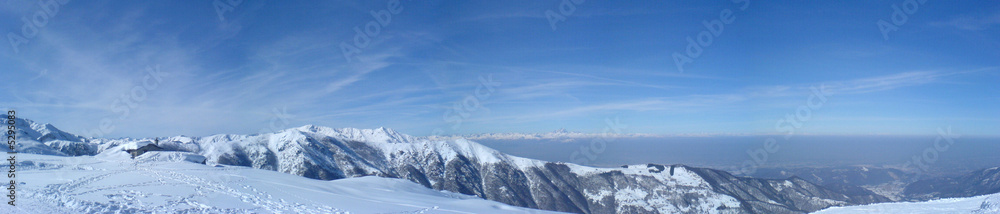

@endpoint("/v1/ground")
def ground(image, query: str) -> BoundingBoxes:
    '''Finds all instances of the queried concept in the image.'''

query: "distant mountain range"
[426,128,662,141]
[904,167,1000,201]
[3,117,997,213]
[745,164,1000,204]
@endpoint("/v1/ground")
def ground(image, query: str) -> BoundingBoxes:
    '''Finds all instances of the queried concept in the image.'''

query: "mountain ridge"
[3,117,890,213]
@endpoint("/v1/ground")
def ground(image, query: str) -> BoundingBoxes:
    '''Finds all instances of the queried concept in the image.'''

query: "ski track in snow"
[3,153,553,214]
[15,158,341,213]
[137,165,331,213]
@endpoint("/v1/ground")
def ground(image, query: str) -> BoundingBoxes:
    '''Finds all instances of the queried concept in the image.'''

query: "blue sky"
[1,0,998,138]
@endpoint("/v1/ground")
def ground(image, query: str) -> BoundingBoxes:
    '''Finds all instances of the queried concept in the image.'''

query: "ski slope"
[0,153,562,213]
[813,192,1000,214]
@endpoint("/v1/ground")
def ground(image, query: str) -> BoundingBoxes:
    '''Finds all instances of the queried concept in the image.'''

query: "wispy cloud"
[821,69,993,95]
[521,68,682,91]
[823,71,940,94]
[930,10,1000,31]
[552,93,747,115]
[462,3,657,21]
[496,81,612,102]
[485,70,978,123]
[323,53,394,94]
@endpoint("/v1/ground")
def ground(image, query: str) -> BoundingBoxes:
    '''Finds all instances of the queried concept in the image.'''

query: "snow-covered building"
[123,139,163,158]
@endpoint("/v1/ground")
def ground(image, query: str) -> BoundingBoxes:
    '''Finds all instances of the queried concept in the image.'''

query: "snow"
[72,123,737,213]
[119,140,155,150]
[446,139,504,164]
[566,162,615,176]
[615,187,651,211]
[813,192,1000,214]
[506,155,546,171]
[568,164,707,187]
[135,151,207,164]
[863,180,908,201]
[0,153,564,214]
[583,189,613,204]
[296,125,417,144]
[565,163,740,212]
[15,119,984,213]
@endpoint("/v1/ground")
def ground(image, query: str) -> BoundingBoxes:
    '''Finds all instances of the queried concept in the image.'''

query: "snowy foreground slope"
[813,192,1000,214]
[0,153,562,213]
[4,118,891,213]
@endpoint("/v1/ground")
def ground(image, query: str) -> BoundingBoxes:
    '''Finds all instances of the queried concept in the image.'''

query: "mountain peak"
[295,124,320,132]
[288,124,413,144]
[375,126,398,135]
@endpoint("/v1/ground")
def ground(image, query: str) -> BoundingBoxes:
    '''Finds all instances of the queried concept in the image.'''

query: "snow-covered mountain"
[751,166,912,201]
[2,118,94,156]
[752,167,913,187]
[903,167,1000,200]
[5,118,892,213]
[0,153,560,213]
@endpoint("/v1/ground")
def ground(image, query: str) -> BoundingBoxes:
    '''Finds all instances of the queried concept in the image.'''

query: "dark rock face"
[904,167,1000,200]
